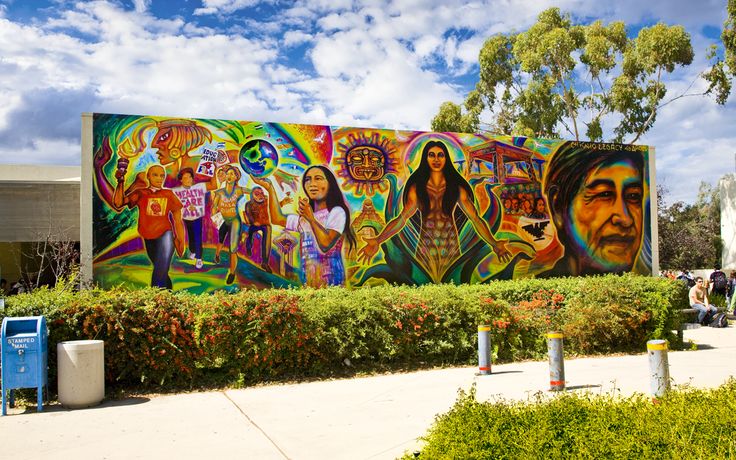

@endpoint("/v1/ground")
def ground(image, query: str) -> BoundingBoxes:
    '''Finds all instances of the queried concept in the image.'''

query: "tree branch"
[629,66,663,144]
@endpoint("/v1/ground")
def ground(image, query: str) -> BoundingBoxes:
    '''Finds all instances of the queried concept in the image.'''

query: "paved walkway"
[1,325,735,460]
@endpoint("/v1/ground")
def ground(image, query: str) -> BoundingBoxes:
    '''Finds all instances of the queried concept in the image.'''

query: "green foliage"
[657,182,722,270]
[432,7,729,144]
[703,0,736,103]
[405,379,736,459]
[1,274,687,392]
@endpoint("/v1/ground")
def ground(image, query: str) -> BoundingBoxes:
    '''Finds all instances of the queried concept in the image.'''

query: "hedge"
[405,379,736,459]
[1,273,689,392]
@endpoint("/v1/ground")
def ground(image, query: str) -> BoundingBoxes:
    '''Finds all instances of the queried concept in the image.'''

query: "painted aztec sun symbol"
[334,131,400,196]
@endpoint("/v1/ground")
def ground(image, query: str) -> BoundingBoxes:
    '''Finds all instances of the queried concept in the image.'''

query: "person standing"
[357,140,510,282]
[113,164,186,289]
[172,168,218,269]
[253,166,356,287]
[709,264,728,297]
[727,271,736,313]
[211,165,248,284]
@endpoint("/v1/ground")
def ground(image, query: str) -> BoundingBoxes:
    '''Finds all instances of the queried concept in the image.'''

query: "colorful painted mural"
[92,113,652,292]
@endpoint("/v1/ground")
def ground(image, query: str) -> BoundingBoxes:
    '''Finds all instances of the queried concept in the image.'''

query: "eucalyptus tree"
[432,7,731,143]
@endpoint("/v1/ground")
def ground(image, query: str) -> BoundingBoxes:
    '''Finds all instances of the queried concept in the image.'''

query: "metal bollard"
[546,332,565,391]
[477,325,491,375]
[647,339,670,398]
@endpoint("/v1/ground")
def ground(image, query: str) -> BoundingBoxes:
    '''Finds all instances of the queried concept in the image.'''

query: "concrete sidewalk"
[1,325,735,460]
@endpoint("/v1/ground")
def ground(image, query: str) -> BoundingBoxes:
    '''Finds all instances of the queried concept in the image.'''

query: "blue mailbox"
[1,316,48,415]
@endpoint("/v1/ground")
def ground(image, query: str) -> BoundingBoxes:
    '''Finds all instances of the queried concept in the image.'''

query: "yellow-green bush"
[406,379,736,459]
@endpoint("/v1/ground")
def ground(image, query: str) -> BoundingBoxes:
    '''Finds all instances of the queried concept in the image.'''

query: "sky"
[0,0,732,204]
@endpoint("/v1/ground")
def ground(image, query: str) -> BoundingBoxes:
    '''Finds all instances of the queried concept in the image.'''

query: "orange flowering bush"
[2,273,686,391]
[44,289,202,387]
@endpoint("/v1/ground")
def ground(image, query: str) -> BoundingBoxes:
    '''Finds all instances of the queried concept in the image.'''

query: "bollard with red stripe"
[477,325,491,375]
[546,332,565,391]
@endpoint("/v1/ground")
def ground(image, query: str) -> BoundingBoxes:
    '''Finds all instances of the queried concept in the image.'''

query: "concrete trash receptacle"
[57,340,104,408]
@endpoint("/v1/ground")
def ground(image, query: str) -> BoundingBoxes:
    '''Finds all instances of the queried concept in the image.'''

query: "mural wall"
[92,113,652,292]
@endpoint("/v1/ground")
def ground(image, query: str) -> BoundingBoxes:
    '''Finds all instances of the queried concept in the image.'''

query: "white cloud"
[193,0,260,16]
[0,138,80,166]
[412,35,442,59]
[132,0,151,13]
[282,30,312,47]
[0,0,734,205]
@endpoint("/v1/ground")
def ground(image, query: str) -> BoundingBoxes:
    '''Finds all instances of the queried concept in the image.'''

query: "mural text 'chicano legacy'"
[92,113,652,292]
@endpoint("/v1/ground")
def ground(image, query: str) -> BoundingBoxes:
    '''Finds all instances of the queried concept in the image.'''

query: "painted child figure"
[243,187,275,273]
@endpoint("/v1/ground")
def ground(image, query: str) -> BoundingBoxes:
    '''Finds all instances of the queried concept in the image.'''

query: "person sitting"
[689,276,718,325]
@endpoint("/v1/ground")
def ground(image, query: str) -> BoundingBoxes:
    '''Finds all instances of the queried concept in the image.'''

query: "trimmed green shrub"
[1,273,689,391]
[405,379,736,459]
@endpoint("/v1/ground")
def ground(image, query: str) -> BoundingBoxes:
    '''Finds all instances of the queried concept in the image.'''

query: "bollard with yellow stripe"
[546,331,565,391]
[477,325,491,375]
[647,341,668,351]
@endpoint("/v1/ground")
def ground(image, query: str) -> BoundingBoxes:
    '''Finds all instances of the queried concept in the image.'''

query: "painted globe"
[239,139,279,178]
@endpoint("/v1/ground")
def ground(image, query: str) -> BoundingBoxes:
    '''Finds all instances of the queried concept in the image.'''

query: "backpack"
[677,275,696,288]
[709,312,729,328]
[712,271,727,291]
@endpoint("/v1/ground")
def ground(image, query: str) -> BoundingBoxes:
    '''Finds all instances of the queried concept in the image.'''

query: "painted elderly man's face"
[565,159,643,272]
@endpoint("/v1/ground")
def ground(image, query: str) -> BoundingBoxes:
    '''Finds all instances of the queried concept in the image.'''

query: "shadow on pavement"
[476,370,523,376]
[565,384,602,391]
[13,396,151,415]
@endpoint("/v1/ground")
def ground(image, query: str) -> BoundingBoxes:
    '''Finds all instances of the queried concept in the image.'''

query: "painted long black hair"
[302,165,357,250]
[403,140,474,216]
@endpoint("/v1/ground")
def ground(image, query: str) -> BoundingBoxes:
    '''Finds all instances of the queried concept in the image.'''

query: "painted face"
[147,166,166,188]
[216,168,226,183]
[181,172,194,187]
[303,168,329,202]
[225,168,238,184]
[503,199,511,210]
[151,127,176,165]
[427,146,446,172]
[522,200,532,214]
[564,159,643,272]
[253,187,266,203]
[347,146,385,181]
[536,198,546,214]
[511,199,519,211]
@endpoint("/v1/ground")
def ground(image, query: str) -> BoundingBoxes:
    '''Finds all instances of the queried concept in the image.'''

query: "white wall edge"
[80,113,93,287]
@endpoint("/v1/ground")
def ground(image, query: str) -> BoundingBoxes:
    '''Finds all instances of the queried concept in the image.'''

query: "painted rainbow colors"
[92,113,652,293]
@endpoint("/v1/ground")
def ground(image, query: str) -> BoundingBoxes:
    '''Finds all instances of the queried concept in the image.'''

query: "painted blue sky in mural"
[0,0,732,203]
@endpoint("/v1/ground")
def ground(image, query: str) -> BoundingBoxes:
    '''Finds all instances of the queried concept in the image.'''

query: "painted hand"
[492,239,512,263]
[174,236,185,258]
[93,136,113,170]
[115,158,129,182]
[297,197,314,222]
[357,236,379,264]
[251,176,269,188]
